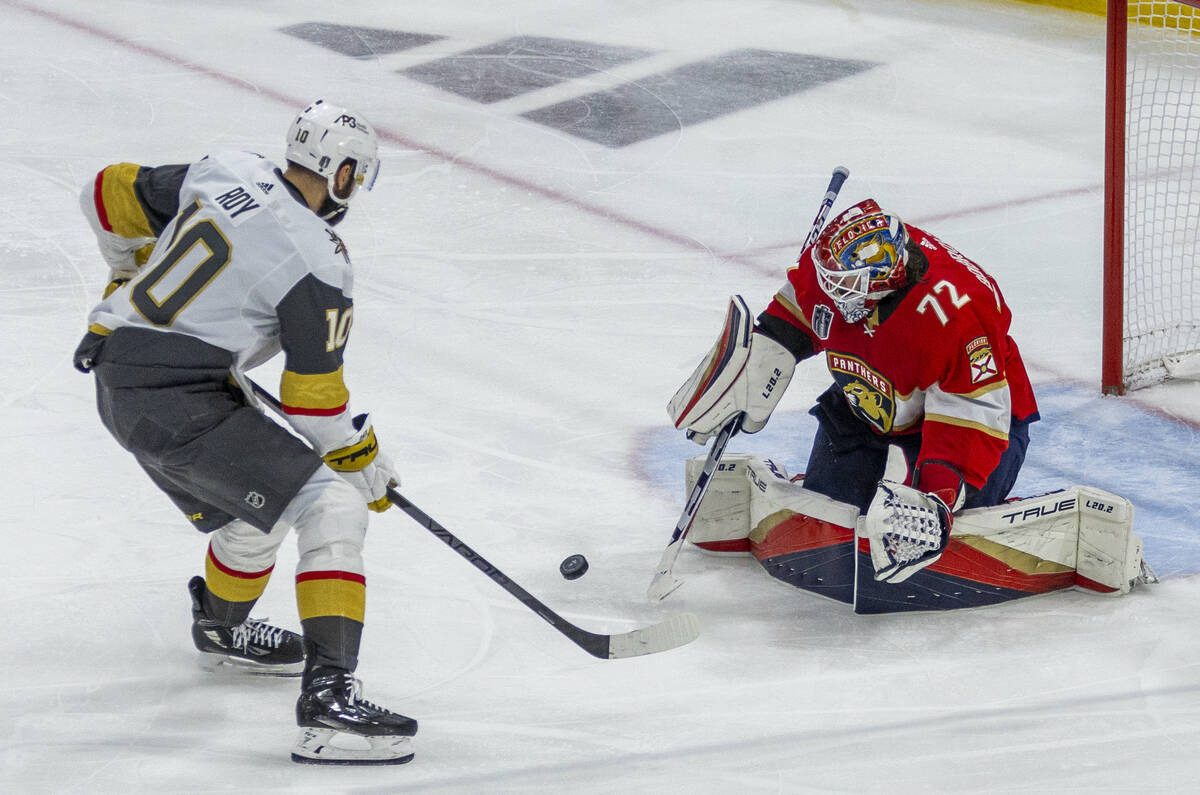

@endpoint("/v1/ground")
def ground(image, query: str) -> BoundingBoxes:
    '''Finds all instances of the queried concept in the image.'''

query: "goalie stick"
[648,166,851,603]
[247,380,699,660]
[647,413,742,601]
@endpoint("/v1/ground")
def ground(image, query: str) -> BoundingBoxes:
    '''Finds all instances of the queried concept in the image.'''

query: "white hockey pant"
[208,467,368,585]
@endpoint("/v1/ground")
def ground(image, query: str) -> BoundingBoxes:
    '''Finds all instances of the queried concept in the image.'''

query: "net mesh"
[1124,2,1200,389]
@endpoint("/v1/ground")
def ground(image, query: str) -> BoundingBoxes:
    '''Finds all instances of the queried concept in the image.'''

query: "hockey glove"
[668,296,795,444]
[72,329,107,374]
[79,179,156,277]
[323,414,399,512]
[863,480,952,584]
[102,277,130,298]
[913,459,967,514]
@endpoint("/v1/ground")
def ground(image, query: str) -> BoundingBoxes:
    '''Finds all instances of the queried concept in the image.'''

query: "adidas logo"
[256,181,275,194]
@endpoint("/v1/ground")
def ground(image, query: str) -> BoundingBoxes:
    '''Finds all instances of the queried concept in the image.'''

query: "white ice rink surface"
[4,0,1200,791]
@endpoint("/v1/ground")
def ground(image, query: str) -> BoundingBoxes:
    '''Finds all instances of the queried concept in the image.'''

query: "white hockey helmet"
[285,99,380,212]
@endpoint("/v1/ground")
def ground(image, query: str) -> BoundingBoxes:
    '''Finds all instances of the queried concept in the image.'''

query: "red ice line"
[6,0,1082,269]
[16,0,1197,429]
[7,1,720,260]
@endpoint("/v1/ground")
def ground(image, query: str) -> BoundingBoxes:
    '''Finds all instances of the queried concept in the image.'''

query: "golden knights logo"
[327,229,350,264]
[827,353,895,433]
[966,335,998,384]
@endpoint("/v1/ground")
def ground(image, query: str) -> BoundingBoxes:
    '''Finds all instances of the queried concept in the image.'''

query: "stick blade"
[606,612,701,659]
[646,569,683,602]
[646,538,685,602]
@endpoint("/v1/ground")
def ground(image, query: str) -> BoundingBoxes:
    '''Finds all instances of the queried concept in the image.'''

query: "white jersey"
[84,150,361,453]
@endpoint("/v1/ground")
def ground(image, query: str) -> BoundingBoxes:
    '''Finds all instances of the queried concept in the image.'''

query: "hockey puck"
[559,554,589,580]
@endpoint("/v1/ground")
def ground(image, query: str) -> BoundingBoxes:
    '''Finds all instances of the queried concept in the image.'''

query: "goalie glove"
[863,480,952,584]
[668,295,796,444]
[322,414,399,512]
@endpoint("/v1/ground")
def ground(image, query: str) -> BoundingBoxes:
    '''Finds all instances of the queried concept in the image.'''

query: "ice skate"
[291,669,417,765]
[188,576,305,676]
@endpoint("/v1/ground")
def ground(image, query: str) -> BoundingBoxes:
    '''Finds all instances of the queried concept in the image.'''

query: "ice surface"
[3,0,1199,791]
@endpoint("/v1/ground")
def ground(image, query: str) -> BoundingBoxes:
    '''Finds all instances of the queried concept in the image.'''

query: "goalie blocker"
[683,453,1154,614]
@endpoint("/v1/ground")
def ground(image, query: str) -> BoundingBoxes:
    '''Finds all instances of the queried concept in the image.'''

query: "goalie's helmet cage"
[813,199,909,323]
[285,99,380,207]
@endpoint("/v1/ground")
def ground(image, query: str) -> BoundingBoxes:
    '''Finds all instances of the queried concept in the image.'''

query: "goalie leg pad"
[952,486,1148,595]
[683,454,754,554]
[853,486,1153,613]
[744,458,860,603]
[1074,487,1147,595]
[682,451,861,600]
[854,488,1081,614]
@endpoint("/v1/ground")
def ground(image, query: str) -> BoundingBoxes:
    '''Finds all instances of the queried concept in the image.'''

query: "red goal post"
[1103,1,1200,394]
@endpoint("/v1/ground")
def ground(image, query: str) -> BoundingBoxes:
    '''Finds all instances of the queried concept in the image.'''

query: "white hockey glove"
[863,480,952,584]
[322,414,399,512]
[668,296,796,444]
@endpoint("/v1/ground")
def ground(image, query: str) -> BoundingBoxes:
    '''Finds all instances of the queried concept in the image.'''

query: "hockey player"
[673,198,1039,518]
[73,100,416,765]
[668,198,1046,592]
[669,196,1153,611]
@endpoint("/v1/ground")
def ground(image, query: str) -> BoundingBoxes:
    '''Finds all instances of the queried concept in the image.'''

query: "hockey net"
[1103,1,1200,393]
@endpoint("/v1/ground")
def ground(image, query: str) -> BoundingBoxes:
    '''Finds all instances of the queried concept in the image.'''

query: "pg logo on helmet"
[285,99,381,208]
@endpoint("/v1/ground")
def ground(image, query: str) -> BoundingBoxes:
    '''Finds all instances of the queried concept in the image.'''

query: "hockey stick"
[803,166,851,251]
[646,413,742,601]
[247,380,700,660]
[647,166,851,603]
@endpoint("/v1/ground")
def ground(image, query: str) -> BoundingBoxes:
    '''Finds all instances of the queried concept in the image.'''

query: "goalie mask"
[285,99,380,225]
[813,199,909,323]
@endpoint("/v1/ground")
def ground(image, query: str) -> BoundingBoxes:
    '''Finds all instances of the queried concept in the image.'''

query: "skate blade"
[291,727,414,765]
[197,652,304,677]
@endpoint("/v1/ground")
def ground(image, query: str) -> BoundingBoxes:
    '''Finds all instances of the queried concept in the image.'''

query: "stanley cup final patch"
[812,304,834,340]
[966,335,998,383]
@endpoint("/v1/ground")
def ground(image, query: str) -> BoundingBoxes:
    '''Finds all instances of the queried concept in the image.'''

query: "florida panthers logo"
[827,353,895,433]
[843,382,891,430]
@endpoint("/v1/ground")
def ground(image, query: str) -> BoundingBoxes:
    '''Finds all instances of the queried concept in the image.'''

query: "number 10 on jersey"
[325,308,353,351]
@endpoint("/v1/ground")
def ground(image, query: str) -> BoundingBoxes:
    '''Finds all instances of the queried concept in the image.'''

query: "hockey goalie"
[667,198,1155,613]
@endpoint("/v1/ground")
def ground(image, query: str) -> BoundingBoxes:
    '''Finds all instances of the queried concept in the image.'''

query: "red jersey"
[763,224,1038,490]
